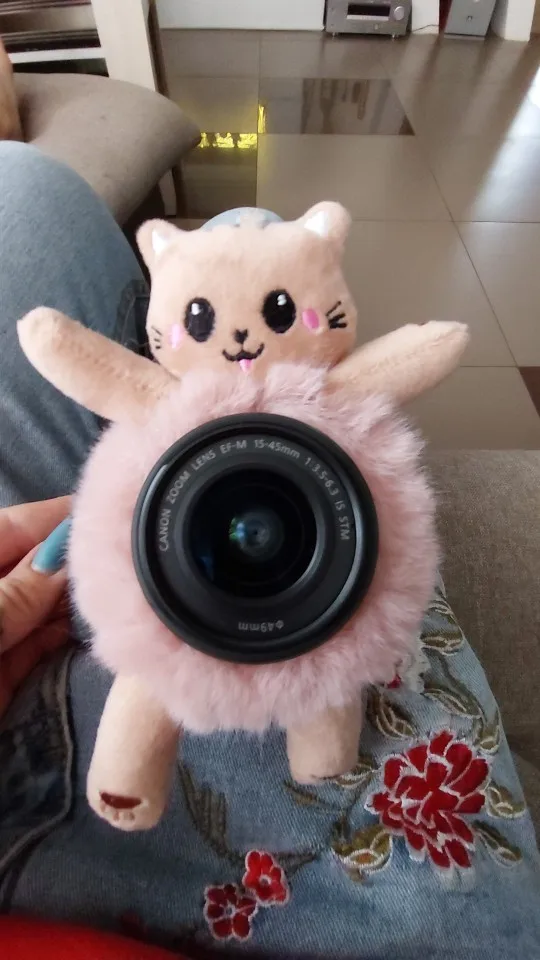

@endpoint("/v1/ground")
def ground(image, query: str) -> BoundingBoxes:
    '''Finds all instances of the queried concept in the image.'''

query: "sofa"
[429,451,539,835]
[14,71,200,224]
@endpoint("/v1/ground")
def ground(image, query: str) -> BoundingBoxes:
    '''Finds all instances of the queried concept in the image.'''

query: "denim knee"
[0,141,110,236]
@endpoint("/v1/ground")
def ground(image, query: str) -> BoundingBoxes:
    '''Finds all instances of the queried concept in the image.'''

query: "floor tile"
[260,34,385,79]
[380,35,540,85]
[395,75,540,143]
[343,222,512,366]
[424,136,540,222]
[258,78,413,135]
[458,223,540,365]
[168,77,259,133]
[407,367,540,449]
[520,367,540,416]
[257,135,450,221]
[161,28,260,78]
[178,134,257,220]
[258,30,327,42]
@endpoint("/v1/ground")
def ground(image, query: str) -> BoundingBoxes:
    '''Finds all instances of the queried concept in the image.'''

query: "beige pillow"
[0,40,22,141]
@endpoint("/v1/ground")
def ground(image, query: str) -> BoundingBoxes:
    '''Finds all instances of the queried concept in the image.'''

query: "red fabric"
[0,917,186,959]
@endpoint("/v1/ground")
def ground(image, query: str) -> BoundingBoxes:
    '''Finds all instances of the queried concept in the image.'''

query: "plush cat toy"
[18,202,468,832]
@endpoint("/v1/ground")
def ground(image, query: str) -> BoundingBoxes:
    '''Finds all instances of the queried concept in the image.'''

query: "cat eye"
[262,289,296,334]
[184,298,215,343]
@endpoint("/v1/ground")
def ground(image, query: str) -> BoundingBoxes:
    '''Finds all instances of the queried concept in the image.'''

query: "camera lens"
[133,414,378,664]
[228,508,283,560]
[190,469,316,598]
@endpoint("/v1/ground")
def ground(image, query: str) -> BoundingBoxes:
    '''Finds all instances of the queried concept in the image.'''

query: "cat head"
[17,198,469,427]
[137,202,356,379]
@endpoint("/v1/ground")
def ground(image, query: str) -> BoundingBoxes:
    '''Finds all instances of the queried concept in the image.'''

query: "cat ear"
[327,321,469,405]
[136,219,185,271]
[297,202,351,250]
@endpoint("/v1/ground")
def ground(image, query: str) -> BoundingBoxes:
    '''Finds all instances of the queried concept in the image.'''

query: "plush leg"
[87,675,179,831]
[287,699,363,784]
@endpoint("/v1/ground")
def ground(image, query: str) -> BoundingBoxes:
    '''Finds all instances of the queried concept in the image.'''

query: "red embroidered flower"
[366,730,489,870]
[243,850,290,906]
[203,884,258,941]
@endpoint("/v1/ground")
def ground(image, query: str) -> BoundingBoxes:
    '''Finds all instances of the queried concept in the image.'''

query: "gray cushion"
[428,450,540,829]
[15,72,200,223]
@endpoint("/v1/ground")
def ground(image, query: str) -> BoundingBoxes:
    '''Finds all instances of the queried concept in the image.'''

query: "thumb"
[0,549,67,654]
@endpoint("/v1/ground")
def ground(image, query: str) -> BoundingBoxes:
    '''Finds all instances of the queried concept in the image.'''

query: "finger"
[0,618,70,717]
[0,549,67,654]
[47,589,72,623]
[0,496,71,569]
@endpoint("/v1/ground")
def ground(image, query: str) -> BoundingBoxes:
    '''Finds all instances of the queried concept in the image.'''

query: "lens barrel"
[132,414,378,664]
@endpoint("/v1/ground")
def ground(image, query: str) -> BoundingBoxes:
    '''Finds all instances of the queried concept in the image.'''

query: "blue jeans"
[0,143,539,959]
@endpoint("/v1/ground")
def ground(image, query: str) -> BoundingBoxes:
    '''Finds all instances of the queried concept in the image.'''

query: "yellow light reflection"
[257,103,266,134]
[215,132,235,149]
[197,132,259,151]
[237,133,258,150]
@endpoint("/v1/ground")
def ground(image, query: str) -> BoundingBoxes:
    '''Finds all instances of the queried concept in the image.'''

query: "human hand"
[0,497,71,716]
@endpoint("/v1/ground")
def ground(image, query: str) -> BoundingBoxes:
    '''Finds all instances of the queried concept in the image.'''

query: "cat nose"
[234,329,249,345]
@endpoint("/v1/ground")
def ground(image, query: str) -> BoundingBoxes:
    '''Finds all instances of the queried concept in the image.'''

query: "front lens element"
[189,468,317,598]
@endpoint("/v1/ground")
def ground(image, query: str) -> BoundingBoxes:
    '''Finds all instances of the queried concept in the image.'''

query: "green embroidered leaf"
[423,680,483,718]
[421,624,465,655]
[474,821,523,866]
[333,824,392,875]
[283,781,333,809]
[179,763,241,864]
[473,710,501,755]
[428,589,460,621]
[330,754,378,790]
[367,688,417,740]
[423,657,483,719]
[486,781,526,820]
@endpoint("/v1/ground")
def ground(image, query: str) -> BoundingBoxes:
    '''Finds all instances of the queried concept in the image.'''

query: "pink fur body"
[70,364,438,733]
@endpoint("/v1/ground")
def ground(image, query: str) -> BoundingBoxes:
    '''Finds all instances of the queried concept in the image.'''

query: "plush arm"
[18,307,175,423]
[327,321,469,405]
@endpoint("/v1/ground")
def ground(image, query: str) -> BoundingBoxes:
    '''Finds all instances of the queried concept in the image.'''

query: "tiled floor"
[161,28,540,449]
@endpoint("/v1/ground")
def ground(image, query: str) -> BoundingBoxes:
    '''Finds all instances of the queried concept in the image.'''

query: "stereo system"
[325,0,412,37]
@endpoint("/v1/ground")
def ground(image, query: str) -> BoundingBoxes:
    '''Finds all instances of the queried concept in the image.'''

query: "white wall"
[157,0,533,39]
[411,0,439,34]
[533,0,540,34]
[157,0,325,30]
[492,0,535,40]
[92,0,157,89]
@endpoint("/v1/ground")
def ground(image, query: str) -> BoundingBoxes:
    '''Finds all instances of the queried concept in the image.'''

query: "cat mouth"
[222,344,265,373]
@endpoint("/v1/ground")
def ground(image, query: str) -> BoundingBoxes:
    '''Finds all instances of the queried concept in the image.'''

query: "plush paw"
[99,792,142,825]
[87,784,162,831]
[291,767,344,785]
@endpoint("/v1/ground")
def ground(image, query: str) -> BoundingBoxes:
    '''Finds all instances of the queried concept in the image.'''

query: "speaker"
[444,0,498,37]
[325,1,412,37]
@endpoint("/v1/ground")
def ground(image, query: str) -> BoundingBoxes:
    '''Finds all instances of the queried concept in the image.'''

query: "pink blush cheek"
[302,308,321,333]
[169,324,184,350]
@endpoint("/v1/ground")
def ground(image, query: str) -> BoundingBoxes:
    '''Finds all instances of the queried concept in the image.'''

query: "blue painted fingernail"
[31,517,72,575]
